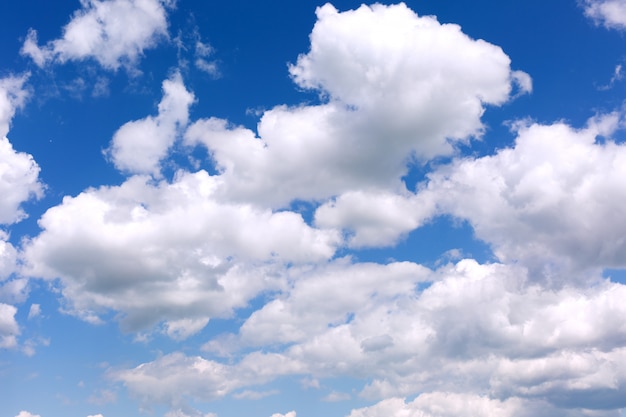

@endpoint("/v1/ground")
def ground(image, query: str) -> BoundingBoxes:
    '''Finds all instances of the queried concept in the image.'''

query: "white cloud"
[165,410,216,417]
[0,76,44,225]
[224,260,430,349]
[15,412,41,417]
[21,0,173,70]
[0,231,18,280]
[195,40,219,78]
[27,303,41,319]
[314,190,435,248]
[0,75,29,139]
[422,113,626,281]
[0,277,29,305]
[88,388,117,405]
[583,0,626,29]
[599,64,624,90]
[0,136,43,224]
[106,72,195,176]
[0,302,19,348]
[347,394,524,417]
[322,391,351,402]
[22,171,339,336]
[22,336,50,357]
[114,351,306,405]
[232,389,279,400]
[163,317,210,341]
[17,3,626,416]
[125,258,626,412]
[185,3,529,207]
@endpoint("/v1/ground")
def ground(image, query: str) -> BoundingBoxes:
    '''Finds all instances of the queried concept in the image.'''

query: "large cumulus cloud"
[422,113,626,282]
[185,3,530,207]
[114,259,626,415]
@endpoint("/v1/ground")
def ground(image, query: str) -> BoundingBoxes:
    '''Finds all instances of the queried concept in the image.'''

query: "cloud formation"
[185,3,530,207]
[21,0,172,70]
[0,76,43,225]
[116,259,626,414]
[422,113,626,282]
[0,302,19,348]
[106,72,195,175]
[583,0,626,29]
[8,2,626,416]
[22,170,339,336]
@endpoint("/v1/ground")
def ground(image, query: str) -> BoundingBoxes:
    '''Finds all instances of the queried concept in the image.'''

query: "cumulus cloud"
[224,260,430,349]
[21,0,173,70]
[0,136,43,224]
[22,171,339,336]
[118,259,626,413]
[422,113,626,282]
[270,412,296,417]
[0,76,44,225]
[583,0,626,29]
[0,231,18,280]
[164,410,216,417]
[0,302,19,348]
[0,75,29,139]
[15,412,41,417]
[106,72,194,175]
[185,3,529,207]
[314,190,435,248]
[114,351,306,405]
[18,3,626,416]
[348,394,524,417]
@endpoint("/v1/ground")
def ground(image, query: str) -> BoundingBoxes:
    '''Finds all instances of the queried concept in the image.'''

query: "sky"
[2,0,626,416]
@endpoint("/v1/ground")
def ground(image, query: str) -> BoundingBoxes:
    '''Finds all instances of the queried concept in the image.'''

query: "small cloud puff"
[583,0,626,30]
[20,0,173,70]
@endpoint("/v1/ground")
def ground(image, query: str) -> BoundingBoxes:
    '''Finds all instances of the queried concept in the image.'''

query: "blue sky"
[2,1,626,416]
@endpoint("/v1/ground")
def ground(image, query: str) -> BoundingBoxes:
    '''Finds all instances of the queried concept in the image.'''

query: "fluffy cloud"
[185,3,529,207]
[0,231,18,280]
[22,170,339,336]
[422,113,626,281]
[314,190,435,248]
[16,3,626,416]
[106,72,195,175]
[347,394,524,417]
[0,137,43,225]
[164,410,216,417]
[225,260,430,349]
[14,412,41,417]
[0,76,41,313]
[118,259,626,413]
[114,351,306,405]
[583,0,626,29]
[0,302,19,348]
[21,0,172,70]
[0,76,43,225]
[0,75,29,139]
